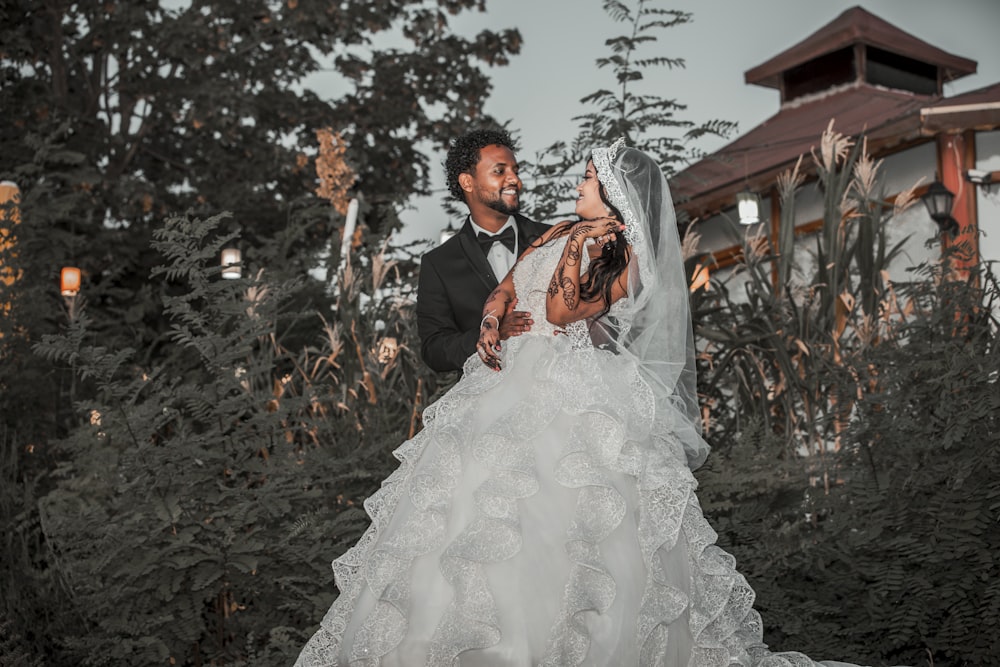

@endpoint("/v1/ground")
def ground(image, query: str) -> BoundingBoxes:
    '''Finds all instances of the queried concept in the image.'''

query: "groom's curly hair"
[445,128,518,202]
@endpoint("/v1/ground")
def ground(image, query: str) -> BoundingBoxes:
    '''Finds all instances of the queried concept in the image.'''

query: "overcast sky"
[388,0,1000,245]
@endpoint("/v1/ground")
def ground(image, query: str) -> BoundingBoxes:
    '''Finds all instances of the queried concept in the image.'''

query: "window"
[866,46,938,95]
[783,48,856,101]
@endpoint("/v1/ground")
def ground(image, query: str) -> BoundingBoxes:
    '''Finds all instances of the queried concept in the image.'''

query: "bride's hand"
[574,217,624,249]
[477,316,502,371]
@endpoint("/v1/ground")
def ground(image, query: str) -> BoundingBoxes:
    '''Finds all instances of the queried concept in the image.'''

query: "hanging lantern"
[60,266,81,296]
[736,190,762,225]
[221,247,242,279]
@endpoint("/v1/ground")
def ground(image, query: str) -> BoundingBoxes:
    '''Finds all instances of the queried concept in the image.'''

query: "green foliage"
[694,127,909,462]
[695,421,863,658]
[521,0,736,222]
[694,125,1000,664]
[24,213,439,665]
[714,267,1000,666]
[1,5,517,656]
[0,618,44,667]
[0,426,72,665]
[823,267,1000,665]
[0,0,520,433]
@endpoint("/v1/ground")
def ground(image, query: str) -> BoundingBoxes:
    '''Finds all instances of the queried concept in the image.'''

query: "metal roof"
[745,6,977,90]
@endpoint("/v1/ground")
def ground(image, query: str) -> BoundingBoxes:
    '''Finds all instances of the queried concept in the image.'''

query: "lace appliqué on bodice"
[512,235,597,348]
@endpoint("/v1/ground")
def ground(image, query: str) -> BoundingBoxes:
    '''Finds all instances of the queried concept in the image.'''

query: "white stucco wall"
[789,180,825,225]
[689,208,739,255]
[976,130,1000,270]
[877,142,941,283]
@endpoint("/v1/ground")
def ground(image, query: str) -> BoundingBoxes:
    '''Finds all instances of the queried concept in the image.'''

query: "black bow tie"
[477,227,516,254]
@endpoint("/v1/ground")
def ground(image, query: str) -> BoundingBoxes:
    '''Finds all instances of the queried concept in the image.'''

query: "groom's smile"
[499,185,519,206]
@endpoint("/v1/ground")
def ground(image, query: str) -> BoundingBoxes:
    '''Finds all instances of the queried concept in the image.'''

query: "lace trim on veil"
[591,137,652,296]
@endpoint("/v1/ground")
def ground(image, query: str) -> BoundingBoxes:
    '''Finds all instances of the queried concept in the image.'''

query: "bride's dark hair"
[543,183,629,320]
[581,187,629,313]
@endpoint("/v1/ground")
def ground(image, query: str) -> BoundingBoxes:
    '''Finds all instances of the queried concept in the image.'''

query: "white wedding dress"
[295,236,855,667]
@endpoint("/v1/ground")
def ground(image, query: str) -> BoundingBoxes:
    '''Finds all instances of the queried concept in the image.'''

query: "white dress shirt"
[469,216,518,281]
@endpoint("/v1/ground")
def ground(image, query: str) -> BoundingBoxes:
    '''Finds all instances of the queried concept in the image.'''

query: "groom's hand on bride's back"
[498,297,533,340]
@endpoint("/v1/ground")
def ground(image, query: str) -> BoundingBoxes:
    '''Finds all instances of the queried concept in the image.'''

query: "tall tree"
[0,2,521,660]
[520,0,735,222]
[0,0,521,437]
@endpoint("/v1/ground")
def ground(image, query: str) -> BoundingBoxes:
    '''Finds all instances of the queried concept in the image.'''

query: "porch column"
[937,131,979,274]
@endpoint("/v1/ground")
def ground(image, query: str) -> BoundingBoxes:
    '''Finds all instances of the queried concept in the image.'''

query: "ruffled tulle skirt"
[296,334,847,666]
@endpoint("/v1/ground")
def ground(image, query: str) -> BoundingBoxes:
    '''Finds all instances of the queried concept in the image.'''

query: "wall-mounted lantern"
[919,180,959,236]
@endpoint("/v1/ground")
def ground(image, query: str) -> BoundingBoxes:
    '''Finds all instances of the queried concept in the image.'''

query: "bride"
[296,139,859,666]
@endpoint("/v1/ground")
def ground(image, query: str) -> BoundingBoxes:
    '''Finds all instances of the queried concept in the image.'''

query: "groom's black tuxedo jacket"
[417,213,550,372]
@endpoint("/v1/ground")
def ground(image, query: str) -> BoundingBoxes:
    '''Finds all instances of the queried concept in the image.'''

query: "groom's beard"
[487,198,519,216]
[478,189,520,216]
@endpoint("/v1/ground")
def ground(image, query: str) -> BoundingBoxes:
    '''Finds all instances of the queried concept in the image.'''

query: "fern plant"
[31,212,436,665]
[0,425,72,665]
[825,264,1000,665]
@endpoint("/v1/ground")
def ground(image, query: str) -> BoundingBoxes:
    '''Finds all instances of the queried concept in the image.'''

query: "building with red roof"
[673,6,1000,285]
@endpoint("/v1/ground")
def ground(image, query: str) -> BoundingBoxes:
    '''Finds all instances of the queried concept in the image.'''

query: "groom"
[417,128,550,372]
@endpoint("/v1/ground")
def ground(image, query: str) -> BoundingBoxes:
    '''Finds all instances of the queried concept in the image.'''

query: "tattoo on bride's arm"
[566,227,589,267]
[560,277,577,310]
[556,265,577,309]
[566,240,581,266]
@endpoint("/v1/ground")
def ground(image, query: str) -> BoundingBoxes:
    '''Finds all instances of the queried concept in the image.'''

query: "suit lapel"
[457,218,498,290]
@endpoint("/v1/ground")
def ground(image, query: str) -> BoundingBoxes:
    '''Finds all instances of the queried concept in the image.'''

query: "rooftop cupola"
[744,6,977,105]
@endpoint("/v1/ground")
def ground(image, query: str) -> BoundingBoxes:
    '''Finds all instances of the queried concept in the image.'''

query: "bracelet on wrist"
[481,313,499,329]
